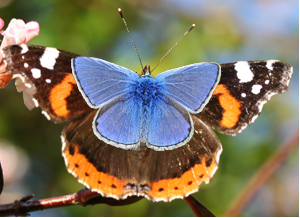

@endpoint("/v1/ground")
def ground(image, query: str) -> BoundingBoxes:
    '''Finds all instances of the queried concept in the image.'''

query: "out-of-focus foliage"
[0,0,298,216]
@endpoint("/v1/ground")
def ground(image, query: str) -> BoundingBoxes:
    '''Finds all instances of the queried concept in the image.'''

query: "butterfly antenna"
[151,24,195,73]
[118,8,144,70]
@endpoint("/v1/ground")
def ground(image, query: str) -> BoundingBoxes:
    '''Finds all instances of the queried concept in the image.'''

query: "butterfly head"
[141,65,151,77]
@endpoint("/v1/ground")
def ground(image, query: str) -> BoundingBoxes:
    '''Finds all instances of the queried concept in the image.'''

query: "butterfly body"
[134,73,160,144]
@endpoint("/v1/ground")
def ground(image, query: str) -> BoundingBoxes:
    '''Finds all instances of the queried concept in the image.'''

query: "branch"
[184,195,215,217]
[0,189,213,216]
[0,189,142,216]
[224,129,299,216]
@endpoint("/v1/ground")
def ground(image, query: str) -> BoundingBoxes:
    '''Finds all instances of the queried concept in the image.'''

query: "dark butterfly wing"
[2,44,91,122]
[62,110,222,201]
[197,60,293,135]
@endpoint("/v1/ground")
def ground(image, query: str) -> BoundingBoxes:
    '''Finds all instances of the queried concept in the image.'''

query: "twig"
[224,129,299,216]
[0,188,142,216]
[184,195,215,217]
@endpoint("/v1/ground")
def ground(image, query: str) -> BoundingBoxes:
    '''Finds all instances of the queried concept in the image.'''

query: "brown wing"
[62,110,222,202]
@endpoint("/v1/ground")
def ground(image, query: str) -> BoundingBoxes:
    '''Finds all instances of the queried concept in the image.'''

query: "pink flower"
[1,19,39,49]
[0,18,4,30]
[0,18,40,88]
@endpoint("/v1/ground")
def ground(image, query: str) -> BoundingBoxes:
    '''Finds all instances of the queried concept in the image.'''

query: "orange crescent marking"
[49,74,77,117]
[64,145,131,198]
[147,156,217,200]
[213,84,241,128]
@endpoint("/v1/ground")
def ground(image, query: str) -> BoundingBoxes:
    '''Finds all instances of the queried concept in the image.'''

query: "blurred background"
[0,0,298,216]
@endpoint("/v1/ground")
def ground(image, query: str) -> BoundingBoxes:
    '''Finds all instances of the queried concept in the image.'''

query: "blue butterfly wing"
[146,95,193,150]
[155,63,221,113]
[92,93,141,149]
[72,57,140,108]
[146,62,220,150]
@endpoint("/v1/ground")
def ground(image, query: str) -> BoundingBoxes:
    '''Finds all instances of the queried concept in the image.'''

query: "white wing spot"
[235,61,254,83]
[251,84,262,95]
[45,79,51,83]
[265,80,270,84]
[42,111,51,120]
[31,68,41,79]
[24,63,29,68]
[266,60,276,71]
[20,44,28,54]
[241,93,246,98]
[32,98,39,107]
[40,47,60,70]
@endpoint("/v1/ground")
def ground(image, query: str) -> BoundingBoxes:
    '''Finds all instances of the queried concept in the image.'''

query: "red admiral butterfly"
[0,44,293,201]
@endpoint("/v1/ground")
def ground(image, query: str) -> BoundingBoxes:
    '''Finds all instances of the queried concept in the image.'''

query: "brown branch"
[0,188,213,216]
[184,195,215,217]
[0,188,142,216]
[0,189,208,216]
[224,129,299,217]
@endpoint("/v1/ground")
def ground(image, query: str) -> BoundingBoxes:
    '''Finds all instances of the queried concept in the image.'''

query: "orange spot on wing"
[63,145,131,198]
[213,84,241,128]
[147,156,217,200]
[49,74,77,117]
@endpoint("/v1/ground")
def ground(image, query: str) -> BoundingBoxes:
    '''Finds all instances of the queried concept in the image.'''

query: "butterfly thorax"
[137,75,155,97]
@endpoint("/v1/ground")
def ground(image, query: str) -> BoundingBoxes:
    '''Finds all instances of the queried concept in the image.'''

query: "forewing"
[72,57,140,108]
[2,44,91,122]
[155,62,220,113]
[197,60,293,135]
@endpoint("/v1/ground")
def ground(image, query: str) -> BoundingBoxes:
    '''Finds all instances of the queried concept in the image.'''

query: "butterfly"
[0,44,292,201]
[72,57,221,150]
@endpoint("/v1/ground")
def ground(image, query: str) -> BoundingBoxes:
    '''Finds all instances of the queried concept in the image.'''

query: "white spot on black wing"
[20,44,29,54]
[31,68,41,79]
[266,60,276,71]
[32,98,39,107]
[234,61,254,83]
[251,84,262,95]
[41,111,51,120]
[265,80,270,84]
[40,47,60,70]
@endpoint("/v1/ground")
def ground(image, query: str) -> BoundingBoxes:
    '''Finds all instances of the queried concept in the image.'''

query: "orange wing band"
[49,74,77,117]
[213,84,241,128]
[147,156,217,200]
[64,145,130,198]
